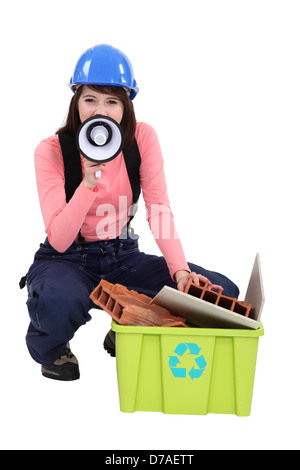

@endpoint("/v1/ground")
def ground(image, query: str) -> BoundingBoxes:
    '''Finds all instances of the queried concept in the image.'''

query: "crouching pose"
[24,44,239,381]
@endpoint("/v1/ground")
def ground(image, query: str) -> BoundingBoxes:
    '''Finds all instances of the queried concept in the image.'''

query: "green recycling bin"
[112,320,264,416]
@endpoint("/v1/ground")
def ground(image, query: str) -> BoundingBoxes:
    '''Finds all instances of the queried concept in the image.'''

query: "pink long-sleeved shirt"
[34,121,190,279]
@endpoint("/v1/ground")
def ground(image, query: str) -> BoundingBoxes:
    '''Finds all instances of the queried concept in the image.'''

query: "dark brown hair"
[56,85,136,147]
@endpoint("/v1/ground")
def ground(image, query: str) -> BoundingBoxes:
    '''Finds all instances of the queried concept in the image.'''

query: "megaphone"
[76,114,124,178]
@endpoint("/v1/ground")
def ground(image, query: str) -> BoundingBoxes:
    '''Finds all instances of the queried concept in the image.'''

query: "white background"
[1,0,299,450]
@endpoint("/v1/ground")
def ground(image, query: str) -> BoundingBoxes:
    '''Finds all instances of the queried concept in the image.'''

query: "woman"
[25,44,239,381]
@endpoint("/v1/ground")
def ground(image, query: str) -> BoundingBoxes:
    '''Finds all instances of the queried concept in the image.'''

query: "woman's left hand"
[175,270,224,293]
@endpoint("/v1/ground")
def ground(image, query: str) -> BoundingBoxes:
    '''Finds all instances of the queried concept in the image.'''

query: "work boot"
[103,329,115,357]
[41,343,80,381]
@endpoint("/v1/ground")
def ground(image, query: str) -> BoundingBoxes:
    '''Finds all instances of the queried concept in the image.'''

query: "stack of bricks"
[90,279,187,327]
[184,279,252,318]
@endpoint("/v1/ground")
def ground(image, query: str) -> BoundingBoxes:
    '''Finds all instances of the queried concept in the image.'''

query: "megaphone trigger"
[76,114,124,179]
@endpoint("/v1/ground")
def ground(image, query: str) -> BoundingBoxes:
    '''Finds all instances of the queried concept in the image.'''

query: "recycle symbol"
[169,343,207,380]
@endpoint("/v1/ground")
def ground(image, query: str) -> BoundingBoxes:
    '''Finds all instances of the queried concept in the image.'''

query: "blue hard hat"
[69,44,139,100]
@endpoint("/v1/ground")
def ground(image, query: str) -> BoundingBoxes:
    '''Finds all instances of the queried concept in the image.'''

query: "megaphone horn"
[87,121,112,147]
[76,115,124,178]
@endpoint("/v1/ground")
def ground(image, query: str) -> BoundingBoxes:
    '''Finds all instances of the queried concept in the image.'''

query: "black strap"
[122,138,141,205]
[58,133,83,203]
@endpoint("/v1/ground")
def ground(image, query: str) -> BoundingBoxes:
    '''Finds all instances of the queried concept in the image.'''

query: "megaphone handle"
[95,170,101,178]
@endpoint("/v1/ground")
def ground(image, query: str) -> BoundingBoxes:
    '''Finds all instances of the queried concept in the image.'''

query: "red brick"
[90,280,187,327]
[184,281,252,318]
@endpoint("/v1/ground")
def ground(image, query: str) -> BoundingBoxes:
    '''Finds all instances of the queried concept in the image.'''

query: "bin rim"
[111,320,264,337]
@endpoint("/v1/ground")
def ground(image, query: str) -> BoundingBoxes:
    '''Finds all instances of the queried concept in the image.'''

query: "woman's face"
[78,85,124,124]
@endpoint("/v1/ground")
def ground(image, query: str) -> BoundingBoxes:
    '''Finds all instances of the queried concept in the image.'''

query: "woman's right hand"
[83,158,106,190]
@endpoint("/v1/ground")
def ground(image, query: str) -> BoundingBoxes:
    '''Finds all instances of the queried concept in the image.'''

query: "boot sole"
[41,363,80,381]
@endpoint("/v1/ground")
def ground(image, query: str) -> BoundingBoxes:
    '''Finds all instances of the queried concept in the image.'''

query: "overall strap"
[122,138,141,205]
[58,133,83,203]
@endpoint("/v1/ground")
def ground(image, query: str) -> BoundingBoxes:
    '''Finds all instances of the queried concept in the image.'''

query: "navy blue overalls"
[24,134,239,364]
